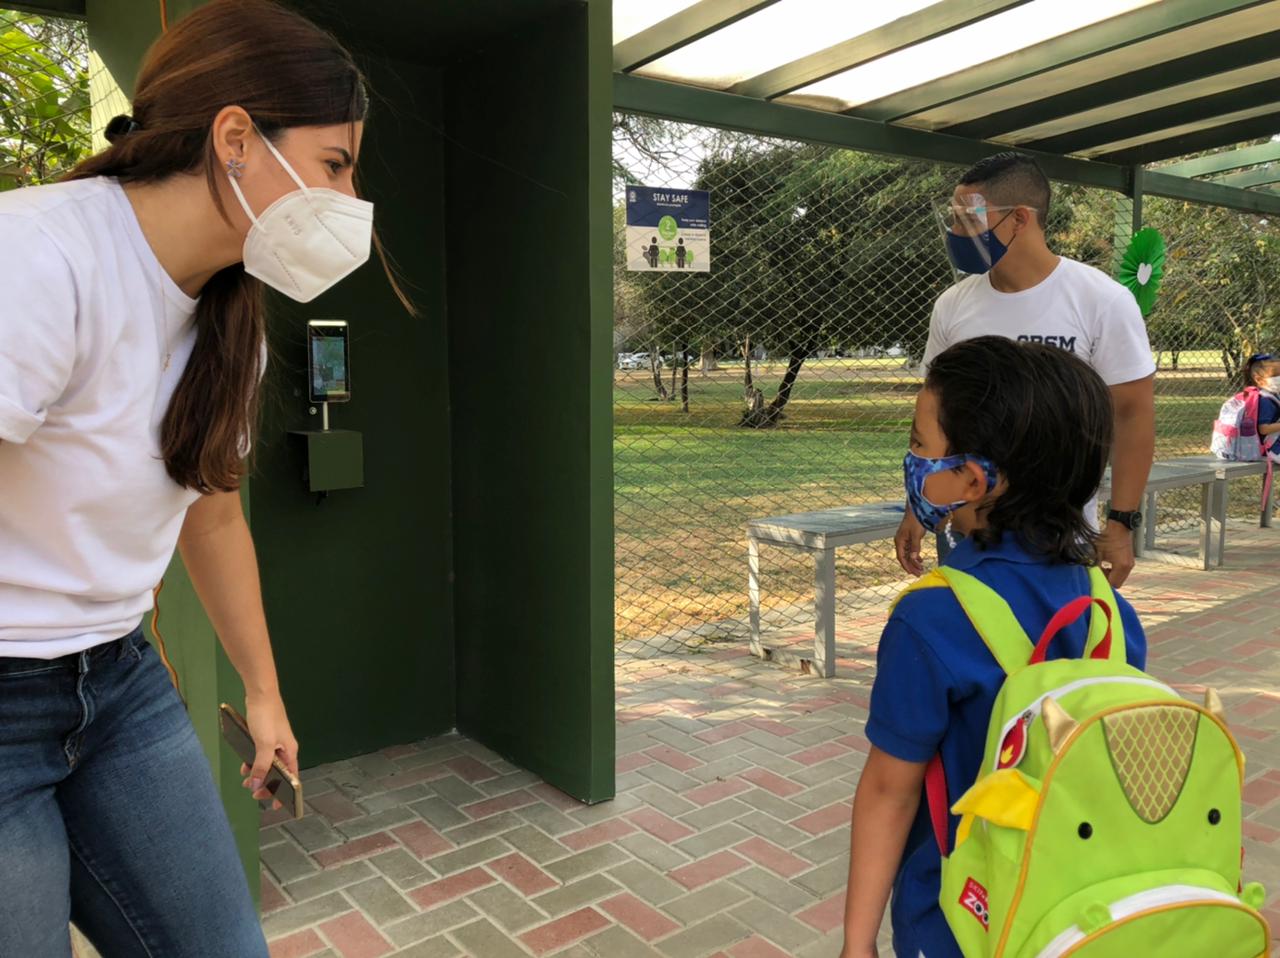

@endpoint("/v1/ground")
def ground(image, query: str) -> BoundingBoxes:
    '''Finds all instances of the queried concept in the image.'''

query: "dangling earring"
[943,516,957,549]
[225,157,246,179]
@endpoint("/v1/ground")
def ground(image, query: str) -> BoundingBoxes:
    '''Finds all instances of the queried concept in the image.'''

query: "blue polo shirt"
[866,533,1147,958]
[1260,394,1280,426]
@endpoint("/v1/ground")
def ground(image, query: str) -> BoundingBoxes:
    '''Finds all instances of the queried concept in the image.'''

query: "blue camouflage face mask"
[903,451,999,533]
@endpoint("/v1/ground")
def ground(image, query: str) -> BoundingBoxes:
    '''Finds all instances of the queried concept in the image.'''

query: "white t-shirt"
[922,256,1155,526]
[0,177,201,659]
[923,256,1155,384]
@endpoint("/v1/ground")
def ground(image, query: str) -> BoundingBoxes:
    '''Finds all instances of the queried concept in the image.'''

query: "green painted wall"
[248,54,456,765]
[445,0,615,803]
[87,0,613,846]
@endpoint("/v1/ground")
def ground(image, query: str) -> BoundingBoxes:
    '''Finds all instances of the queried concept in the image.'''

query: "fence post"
[1112,166,1144,271]
[1131,165,1144,234]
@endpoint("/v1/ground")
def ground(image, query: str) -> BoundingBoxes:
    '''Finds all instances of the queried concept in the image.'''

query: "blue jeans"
[0,627,268,957]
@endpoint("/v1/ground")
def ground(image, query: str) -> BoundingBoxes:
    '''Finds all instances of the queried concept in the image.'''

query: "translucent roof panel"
[895,1,1280,131]
[997,58,1280,146]
[785,0,1161,112]
[613,0,700,46]
[1078,100,1280,159]
[633,0,938,91]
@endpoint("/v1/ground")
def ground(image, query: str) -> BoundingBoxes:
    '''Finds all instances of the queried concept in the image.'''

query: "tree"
[0,10,90,191]
[629,138,958,425]
[1146,199,1280,381]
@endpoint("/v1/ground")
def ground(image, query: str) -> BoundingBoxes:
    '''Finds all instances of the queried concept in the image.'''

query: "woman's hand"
[240,691,299,811]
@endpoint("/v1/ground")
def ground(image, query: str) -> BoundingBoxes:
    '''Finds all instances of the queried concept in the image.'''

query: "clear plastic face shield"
[934,193,1022,276]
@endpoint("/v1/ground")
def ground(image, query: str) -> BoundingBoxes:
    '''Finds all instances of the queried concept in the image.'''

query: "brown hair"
[64,0,368,493]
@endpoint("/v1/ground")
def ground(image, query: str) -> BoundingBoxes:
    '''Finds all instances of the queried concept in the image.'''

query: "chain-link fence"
[613,113,1280,654]
[0,8,90,191]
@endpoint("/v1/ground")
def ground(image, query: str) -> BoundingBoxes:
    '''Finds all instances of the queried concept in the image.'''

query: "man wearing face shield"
[893,152,1155,588]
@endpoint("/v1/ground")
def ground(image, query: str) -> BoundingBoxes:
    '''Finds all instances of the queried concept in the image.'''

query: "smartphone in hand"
[218,703,305,819]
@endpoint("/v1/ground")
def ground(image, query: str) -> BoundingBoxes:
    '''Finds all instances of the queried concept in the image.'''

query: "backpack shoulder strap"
[1086,565,1126,665]
[934,567,1032,676]
[1243,387,1261,431]
[890,567,1031,675]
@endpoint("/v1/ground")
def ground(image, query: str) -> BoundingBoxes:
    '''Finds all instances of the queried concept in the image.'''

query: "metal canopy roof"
[613,0,1280,213]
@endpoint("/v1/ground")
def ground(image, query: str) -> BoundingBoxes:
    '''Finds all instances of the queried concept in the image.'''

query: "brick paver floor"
[249,523,1280,958]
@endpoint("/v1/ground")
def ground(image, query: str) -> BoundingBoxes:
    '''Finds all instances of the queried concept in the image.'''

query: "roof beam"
[614,72,1128,190]
[1158,141,1280,177]
[614,73,1280,216]
[730,0,1030,101]
[1211,164,1280,188]
[1021,76,1280,155]
[941,29,1280,141]
[849,0,1269,123]
[4,0,85,17]
[1097,112,1280,166]
[613,0,782,73]
[1145,169,1280,213]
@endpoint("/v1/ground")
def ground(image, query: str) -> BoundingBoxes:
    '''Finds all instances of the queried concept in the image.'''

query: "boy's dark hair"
[959,152,1051,227]
[926,336,1113,565]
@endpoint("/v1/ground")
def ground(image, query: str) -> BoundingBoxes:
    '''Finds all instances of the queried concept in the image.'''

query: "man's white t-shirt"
[922,256,1156,525]
[923,257,1154,382]
[0,177,202,659]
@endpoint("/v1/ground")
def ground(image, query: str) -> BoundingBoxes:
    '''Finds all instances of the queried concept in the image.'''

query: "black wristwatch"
[1107,509,1143,531]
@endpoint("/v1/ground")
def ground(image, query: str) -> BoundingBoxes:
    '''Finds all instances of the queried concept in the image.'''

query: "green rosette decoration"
[1115,227,1165,317]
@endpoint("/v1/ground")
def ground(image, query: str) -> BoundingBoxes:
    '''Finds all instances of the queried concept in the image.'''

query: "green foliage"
[0,9,90,191]
[1146,197,1280,379]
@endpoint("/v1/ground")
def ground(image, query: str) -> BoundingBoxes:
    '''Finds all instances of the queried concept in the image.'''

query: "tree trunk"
[768,351,807,418]
[1171,349,1180,371]
[743,336,753,396]
[670,346,678,398]
[742,349,806,428]
[680,349,690,413]
[699,341,718,374]
[649,350,669,401]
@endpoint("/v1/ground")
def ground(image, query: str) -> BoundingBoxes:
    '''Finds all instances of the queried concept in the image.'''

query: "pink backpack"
[1211,387,1275,461]
[1211,386,1277,511]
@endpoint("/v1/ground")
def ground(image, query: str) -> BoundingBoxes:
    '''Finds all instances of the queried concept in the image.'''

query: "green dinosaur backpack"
[895,565,1269,958]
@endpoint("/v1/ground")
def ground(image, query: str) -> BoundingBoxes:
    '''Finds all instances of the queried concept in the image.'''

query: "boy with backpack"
[840,338,1266,958]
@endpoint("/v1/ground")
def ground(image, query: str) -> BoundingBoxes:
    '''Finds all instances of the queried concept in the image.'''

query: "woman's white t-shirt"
[0,177,201,659]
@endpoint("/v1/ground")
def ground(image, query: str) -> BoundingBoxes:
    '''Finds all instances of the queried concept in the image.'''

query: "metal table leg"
[1140,490,1157,555]
[1199,481,1213,571]
[748,534,763,659]
[813,546,836,678]
[1217,477,1229,567]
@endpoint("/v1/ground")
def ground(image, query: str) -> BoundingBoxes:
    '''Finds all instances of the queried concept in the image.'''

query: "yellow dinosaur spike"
[1042,698,1079,754]
[1204,688,1227,725]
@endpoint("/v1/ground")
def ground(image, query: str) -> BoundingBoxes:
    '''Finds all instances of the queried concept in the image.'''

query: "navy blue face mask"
[944,209,1015,275]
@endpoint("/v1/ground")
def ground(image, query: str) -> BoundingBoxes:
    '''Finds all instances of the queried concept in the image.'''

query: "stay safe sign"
[626,186,710,273]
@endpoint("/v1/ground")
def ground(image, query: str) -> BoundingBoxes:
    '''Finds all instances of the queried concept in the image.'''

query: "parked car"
[617,352,661,370]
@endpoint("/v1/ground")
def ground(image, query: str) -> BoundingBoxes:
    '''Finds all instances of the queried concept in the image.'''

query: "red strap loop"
[925,754,950,857]
[1029,596,1113,665]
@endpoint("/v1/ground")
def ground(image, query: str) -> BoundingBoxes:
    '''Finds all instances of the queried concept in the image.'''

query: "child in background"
[838,337,1147,958]
[1245,352,1280,445]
